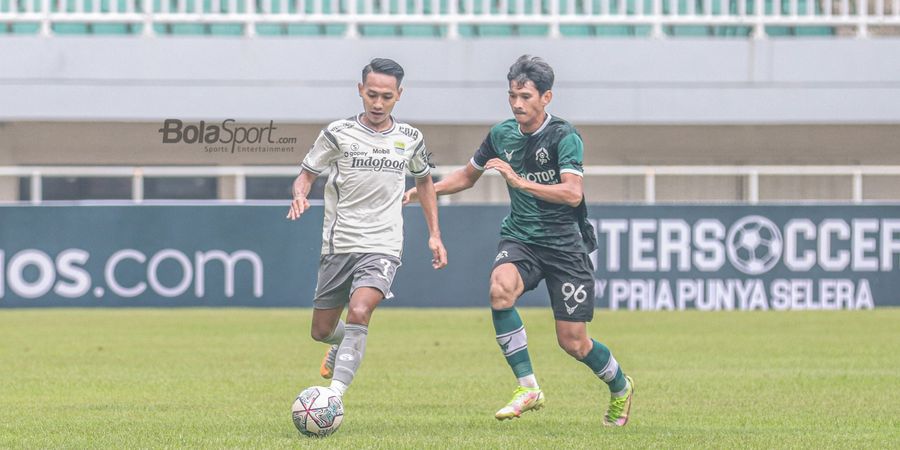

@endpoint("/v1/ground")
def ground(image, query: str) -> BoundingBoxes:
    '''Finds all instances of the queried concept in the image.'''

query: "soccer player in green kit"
[405,55,634,426]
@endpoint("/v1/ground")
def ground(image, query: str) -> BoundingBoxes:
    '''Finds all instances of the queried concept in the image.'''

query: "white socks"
[517,374,539,389]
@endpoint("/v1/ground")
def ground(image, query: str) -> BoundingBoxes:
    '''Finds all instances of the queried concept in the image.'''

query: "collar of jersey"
[517,113,552,137]
[356,113,397,135]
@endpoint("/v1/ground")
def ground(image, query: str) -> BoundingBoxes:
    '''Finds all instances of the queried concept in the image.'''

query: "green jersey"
[471,114,596,253]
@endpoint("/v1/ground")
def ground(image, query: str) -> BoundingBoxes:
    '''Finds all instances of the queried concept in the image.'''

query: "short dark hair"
[362,58,405,87]
[507,55,554,94]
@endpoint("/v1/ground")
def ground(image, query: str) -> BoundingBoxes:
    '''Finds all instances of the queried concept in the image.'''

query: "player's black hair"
[507,55,554,95]
[361,58,405,87]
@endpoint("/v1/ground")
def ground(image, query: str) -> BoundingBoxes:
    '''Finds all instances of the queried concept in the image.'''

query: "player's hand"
[428,235,448,270]
[403,187,419,205]
[485,158,525,189]
[286,196,310,220]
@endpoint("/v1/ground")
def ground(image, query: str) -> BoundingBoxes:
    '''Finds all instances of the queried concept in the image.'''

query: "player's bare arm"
[484,158,583,207]
[286,169,317,220]
[414,174,448,269]
[403,163,482,204]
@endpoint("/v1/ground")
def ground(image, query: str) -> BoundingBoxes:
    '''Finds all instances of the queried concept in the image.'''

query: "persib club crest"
[535,147,550,166]
[393,141,406,155]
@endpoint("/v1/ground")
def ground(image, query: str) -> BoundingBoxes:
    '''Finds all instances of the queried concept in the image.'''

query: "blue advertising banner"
[587,206,899,311]
[0,205,898,309]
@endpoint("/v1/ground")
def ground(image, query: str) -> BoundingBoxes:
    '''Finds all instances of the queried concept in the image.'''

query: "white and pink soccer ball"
[291,386,344,437]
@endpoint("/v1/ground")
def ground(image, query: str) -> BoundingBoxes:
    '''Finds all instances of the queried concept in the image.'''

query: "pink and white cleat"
[495,386,545,420]
[603,376,634,427]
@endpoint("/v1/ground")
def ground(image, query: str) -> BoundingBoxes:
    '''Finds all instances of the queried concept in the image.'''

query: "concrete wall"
[1,121,899,202]
[2,36,899,202]
[1,37,900,124]
[2,122,899,166]
[0,123,16,201]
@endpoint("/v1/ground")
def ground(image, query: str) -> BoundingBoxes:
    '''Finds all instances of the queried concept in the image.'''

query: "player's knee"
[489,282,517,309]
[310,325,332,342]
[558,335,590,359]
[346,304,374,325]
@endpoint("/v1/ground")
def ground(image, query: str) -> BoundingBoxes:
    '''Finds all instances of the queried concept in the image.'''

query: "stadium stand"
[1,0,898,203]
[2,0,897,37]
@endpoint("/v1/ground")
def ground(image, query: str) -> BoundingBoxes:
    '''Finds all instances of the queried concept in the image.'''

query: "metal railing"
[0,0,898,38]
[2,164,899,204]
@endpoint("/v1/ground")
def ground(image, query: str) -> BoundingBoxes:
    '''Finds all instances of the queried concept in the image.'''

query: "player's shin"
[578,338,628,394]
[492,308,538,388]
[330,323,368,395]
[315,320,345,379]
[321,320,345,345]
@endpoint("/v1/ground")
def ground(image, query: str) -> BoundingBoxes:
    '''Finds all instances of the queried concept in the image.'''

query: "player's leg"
[310,307,345,379]
[545,250,633,426]
[310,255,353,380]
[329,286,384,395]
[491,241,545,420]
[555,320,633,426]
[329,254,399,396]
[490,263,533,386]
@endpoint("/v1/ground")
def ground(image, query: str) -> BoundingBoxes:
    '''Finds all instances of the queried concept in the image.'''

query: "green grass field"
[1,308,898,449]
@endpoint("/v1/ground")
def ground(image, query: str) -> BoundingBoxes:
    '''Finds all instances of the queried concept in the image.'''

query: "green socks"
[492,308,534,378]
[578,339,628,394]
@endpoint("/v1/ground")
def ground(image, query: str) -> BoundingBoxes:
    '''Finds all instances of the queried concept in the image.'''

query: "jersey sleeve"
[300,128,340,175]
[557,133,584,177]
[407,135,431,178]
[470,131,497,171]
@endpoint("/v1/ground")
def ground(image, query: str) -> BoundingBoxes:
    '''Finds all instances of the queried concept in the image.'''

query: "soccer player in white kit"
[286,58,448,397]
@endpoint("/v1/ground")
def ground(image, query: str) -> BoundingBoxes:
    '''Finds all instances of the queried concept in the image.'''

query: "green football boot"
[495,386,545,420]
[603,375,634,427]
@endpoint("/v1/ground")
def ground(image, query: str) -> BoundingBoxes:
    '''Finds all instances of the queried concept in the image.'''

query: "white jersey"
[301,114,431,257]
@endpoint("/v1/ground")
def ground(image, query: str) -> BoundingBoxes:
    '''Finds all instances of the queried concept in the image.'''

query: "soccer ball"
[291,386,344,437]
[726,215,783,275]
